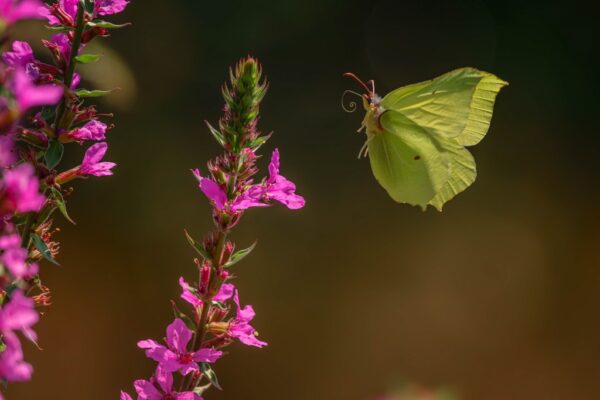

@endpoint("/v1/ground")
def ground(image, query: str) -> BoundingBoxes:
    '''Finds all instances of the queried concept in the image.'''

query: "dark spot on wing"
[414,155,421,160]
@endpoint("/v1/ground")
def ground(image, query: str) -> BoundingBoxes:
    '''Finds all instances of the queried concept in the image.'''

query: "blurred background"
[8,0,600,398]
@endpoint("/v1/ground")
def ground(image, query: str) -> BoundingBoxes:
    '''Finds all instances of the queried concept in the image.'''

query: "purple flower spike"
[228,291,267,348]
[78,142,116,177]
[0,0,46,24]
[138,318,222,375]
[134,366,203,400]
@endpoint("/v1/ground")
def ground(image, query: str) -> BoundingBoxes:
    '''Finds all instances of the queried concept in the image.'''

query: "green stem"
[53,0,86,134]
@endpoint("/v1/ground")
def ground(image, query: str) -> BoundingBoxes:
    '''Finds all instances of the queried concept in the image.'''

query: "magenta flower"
[0,332,33,383]
[0,289,39,342]
[179,277,234,307]
[77,142,116,177]
[95,0,129,16]
[11,69,63,114]
[132,366,202,400]
[2,41,34,68]
[192,169,228,210]
[43,0,76,24]
[68,120,108,141]
[0,233,39,278]
[138,318,222,375]
[228,291,267,348]
[0,163,45,214]
[0,0,45,24]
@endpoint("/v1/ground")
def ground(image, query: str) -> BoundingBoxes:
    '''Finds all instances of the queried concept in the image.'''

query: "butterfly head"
[343,72,384,142]
[342,72,381,112]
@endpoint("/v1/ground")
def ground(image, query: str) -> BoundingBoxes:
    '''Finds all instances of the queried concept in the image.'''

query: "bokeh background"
[9,0,600,399]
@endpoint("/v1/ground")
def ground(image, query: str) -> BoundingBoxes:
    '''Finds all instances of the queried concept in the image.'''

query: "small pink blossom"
[0,163,45,214]
[132,366,202,400]
[138,318,222,375]
[179,277,234,307]
[0,233,38,278]
[228,290,267,348]
[0,0,45,24]
[77,142,116,177]
[2,41,34,68]
[192,169,227,210]
[69,120,108,141]
[95,0,129,16]
[0,332,33,383]
[11,69,63,114]
[0,290,38,341]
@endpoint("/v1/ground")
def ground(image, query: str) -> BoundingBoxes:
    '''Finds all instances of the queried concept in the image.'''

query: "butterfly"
[343,67,507,211]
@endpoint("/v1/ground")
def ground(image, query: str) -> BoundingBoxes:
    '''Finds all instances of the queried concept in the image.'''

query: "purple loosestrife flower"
[95,0,129,16]
[0,163,45,214]
[0,233,38,278]
[228,291,267,348]
[68,120,108,141]
[0,332,33,383]
[138,318,222,375]
[11,69,62,114]
[0,290,38,341]
[0,0,45,25]
[130,366,202,400]
[2,41,34,68]
[78,142,116,177]
[179,277,234,307]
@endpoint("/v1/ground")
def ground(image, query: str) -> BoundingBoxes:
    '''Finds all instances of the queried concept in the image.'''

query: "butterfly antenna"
[367,79,376,95]
[341,90,363,113]
[343,72,373,97]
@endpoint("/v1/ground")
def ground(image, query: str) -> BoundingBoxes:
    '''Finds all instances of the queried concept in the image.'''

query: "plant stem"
[53,0,86,133]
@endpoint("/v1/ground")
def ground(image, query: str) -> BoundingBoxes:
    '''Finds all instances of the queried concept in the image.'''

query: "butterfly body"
[347,67,507,211]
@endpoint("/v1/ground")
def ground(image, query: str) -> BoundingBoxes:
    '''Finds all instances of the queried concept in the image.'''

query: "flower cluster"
[0,0,128,395]
[122,58,304,399]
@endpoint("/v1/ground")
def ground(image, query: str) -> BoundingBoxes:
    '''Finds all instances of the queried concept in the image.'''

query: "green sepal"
[32,234,59,266]
[193,382,212,396]
[200,363,222,391]
[45,25,74,32]
[170,301,197,330]
[45,140,64,170]
[87,20,132,29]
[224,241,257,268]
[184,230,212,261]
[205,121,226,147]
[74,89,114,98]
[74,54,101,64]
[247,133,271,150]
[50,187,76,225]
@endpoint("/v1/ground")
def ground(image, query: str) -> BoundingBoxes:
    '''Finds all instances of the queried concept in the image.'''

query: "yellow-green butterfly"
[343,67,507,211]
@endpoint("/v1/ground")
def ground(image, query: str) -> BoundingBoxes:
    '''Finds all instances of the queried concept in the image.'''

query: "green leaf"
[32,234,59,266]
[50,187,76,225]
[205,121,225,147]
[88,20,132,29]
[171,301,197,330]
[184,230,212,260]
[74,54,101,64]
[74,89,114,98]
[45,140,64,170]
[225,241,257,268]
[200,364,222,391]
[45,25,74,32]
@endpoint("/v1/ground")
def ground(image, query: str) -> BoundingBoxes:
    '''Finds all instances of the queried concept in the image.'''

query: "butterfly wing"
[368,111,450,209]
[381,67,508,146]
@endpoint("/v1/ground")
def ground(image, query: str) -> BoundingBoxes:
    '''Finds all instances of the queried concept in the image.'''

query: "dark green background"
[10,0,600,399]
